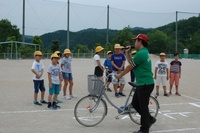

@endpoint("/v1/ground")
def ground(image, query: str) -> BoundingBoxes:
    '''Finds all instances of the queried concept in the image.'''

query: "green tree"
[31,36,44,51]
[0,19,20,42]
[148,30,171,54]
[104,42,113,52]
[112,26,134,47]
[73,44,89,53]
[0,19,20,53]
[187,31,200,54]
[51,40,60,53]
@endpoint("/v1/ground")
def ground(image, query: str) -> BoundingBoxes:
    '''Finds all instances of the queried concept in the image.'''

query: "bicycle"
[74,74,160,127]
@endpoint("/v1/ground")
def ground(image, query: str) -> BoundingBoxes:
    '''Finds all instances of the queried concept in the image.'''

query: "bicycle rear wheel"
[74,95,107,127]
[129,95,159,125]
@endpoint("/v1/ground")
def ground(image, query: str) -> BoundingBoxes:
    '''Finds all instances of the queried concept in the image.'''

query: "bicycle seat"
[128,82,137,87]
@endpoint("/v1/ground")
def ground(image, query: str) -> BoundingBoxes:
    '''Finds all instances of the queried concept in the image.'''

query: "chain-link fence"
[0,53,200,60]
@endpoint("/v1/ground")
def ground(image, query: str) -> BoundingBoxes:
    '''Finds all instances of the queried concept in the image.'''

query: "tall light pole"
[106,5,109,44]
[22,0,25,42]
[175,11,178,53]
[67,0,70,48]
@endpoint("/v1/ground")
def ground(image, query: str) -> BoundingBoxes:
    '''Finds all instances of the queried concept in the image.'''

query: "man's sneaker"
[133,130,145,133]
[40,100,48,104]
[33,101,42,106]
[115,93,120,98]
[107,88,112,92]
[70,95,77,98]
[65,95,71,100]
[149,117,157,128]
[118,92,126,97]
[56,99,63,104]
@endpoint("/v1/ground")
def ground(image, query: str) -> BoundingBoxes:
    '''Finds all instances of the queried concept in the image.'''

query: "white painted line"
[150,127,200,133]
[181,94,200,102]
[0,108,74,114]
[189,103,200,108]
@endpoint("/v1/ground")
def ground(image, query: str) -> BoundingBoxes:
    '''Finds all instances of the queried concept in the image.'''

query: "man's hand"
[125,46,131,53]
[154,75,157,79]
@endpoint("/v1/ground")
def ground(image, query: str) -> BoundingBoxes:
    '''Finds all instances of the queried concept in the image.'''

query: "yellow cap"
[160,52,166,56]
[114,44,121,49]
[131,50,137,55]
[54,51,61,54]
[51,53,59,59]
[95,46,104,53]
[107,51,113,55]
[64,49,71,54]
[34,51,42,56]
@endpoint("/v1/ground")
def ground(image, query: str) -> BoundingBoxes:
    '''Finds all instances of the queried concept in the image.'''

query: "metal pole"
[16,42,18,59]
[175,11,178,53]
[22,0,25,42]
[106,5,109,43]
[11,42,13,59]
[67,0,70,48]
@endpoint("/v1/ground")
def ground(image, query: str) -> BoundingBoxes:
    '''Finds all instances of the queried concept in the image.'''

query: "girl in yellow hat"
[94,46,104,79]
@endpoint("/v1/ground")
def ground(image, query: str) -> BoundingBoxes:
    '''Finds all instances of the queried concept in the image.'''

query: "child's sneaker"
[48,105,57,110]
[70,95,77,98]
[115,93,120,98]
[118,92,126,97]
[175,92,181,96]
[164,93,169,97]
[55,104,61,109]
[40,100,48,104]
[33,101,42,106]
[56,99,63,104]
[65,95,71,100]
[107,88,112,92]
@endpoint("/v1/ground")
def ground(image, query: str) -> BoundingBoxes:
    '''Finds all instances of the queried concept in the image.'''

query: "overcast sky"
[1,0,200,36]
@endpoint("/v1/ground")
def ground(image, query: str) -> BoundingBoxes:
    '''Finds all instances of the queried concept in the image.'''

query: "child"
[154,52,169,97]
[61,49,76,100]
[103,51,113,92]
[94,46,104,79]
[111,44,126,98]
[54,51,63,103]
[31,51,47,105]
[130,50,137,82]
[169,53,182,96]
[47,53,62,109]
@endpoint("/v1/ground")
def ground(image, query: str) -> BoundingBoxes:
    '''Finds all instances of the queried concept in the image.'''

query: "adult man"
[116,34,156,133]
[111,44,126,98]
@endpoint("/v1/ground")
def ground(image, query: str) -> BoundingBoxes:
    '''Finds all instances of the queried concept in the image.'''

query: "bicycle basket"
[88,75,104,95]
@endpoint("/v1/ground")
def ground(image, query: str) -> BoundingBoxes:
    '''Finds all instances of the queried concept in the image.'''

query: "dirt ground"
[0,57,200,133]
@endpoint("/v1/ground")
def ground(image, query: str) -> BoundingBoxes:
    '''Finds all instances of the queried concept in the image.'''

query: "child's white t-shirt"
[155,60,169,76]
[47,64,62,85]
[31,60,44,80]
[94,54,100,67]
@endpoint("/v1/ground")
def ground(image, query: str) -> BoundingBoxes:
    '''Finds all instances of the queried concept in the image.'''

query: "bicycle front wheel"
[74,95,107,127]
[129,95,159,125]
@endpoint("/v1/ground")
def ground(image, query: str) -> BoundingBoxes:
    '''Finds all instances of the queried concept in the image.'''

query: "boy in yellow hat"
[47,53,62,109]
[31,51,47,106]
[94,46,104,79]
[54,51,63,103]
[154,52,169,97]
[111,44,126,98]
[61,49,76,100]
[103,51,113,92]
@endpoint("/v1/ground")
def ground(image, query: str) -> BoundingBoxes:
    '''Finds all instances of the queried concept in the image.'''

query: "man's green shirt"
[132,47,154,86]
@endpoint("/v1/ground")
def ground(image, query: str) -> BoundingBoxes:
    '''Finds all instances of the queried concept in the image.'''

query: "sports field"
[0,57,200,133]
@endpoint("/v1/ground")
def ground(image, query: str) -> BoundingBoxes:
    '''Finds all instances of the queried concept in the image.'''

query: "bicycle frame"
[89,75,135,114]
